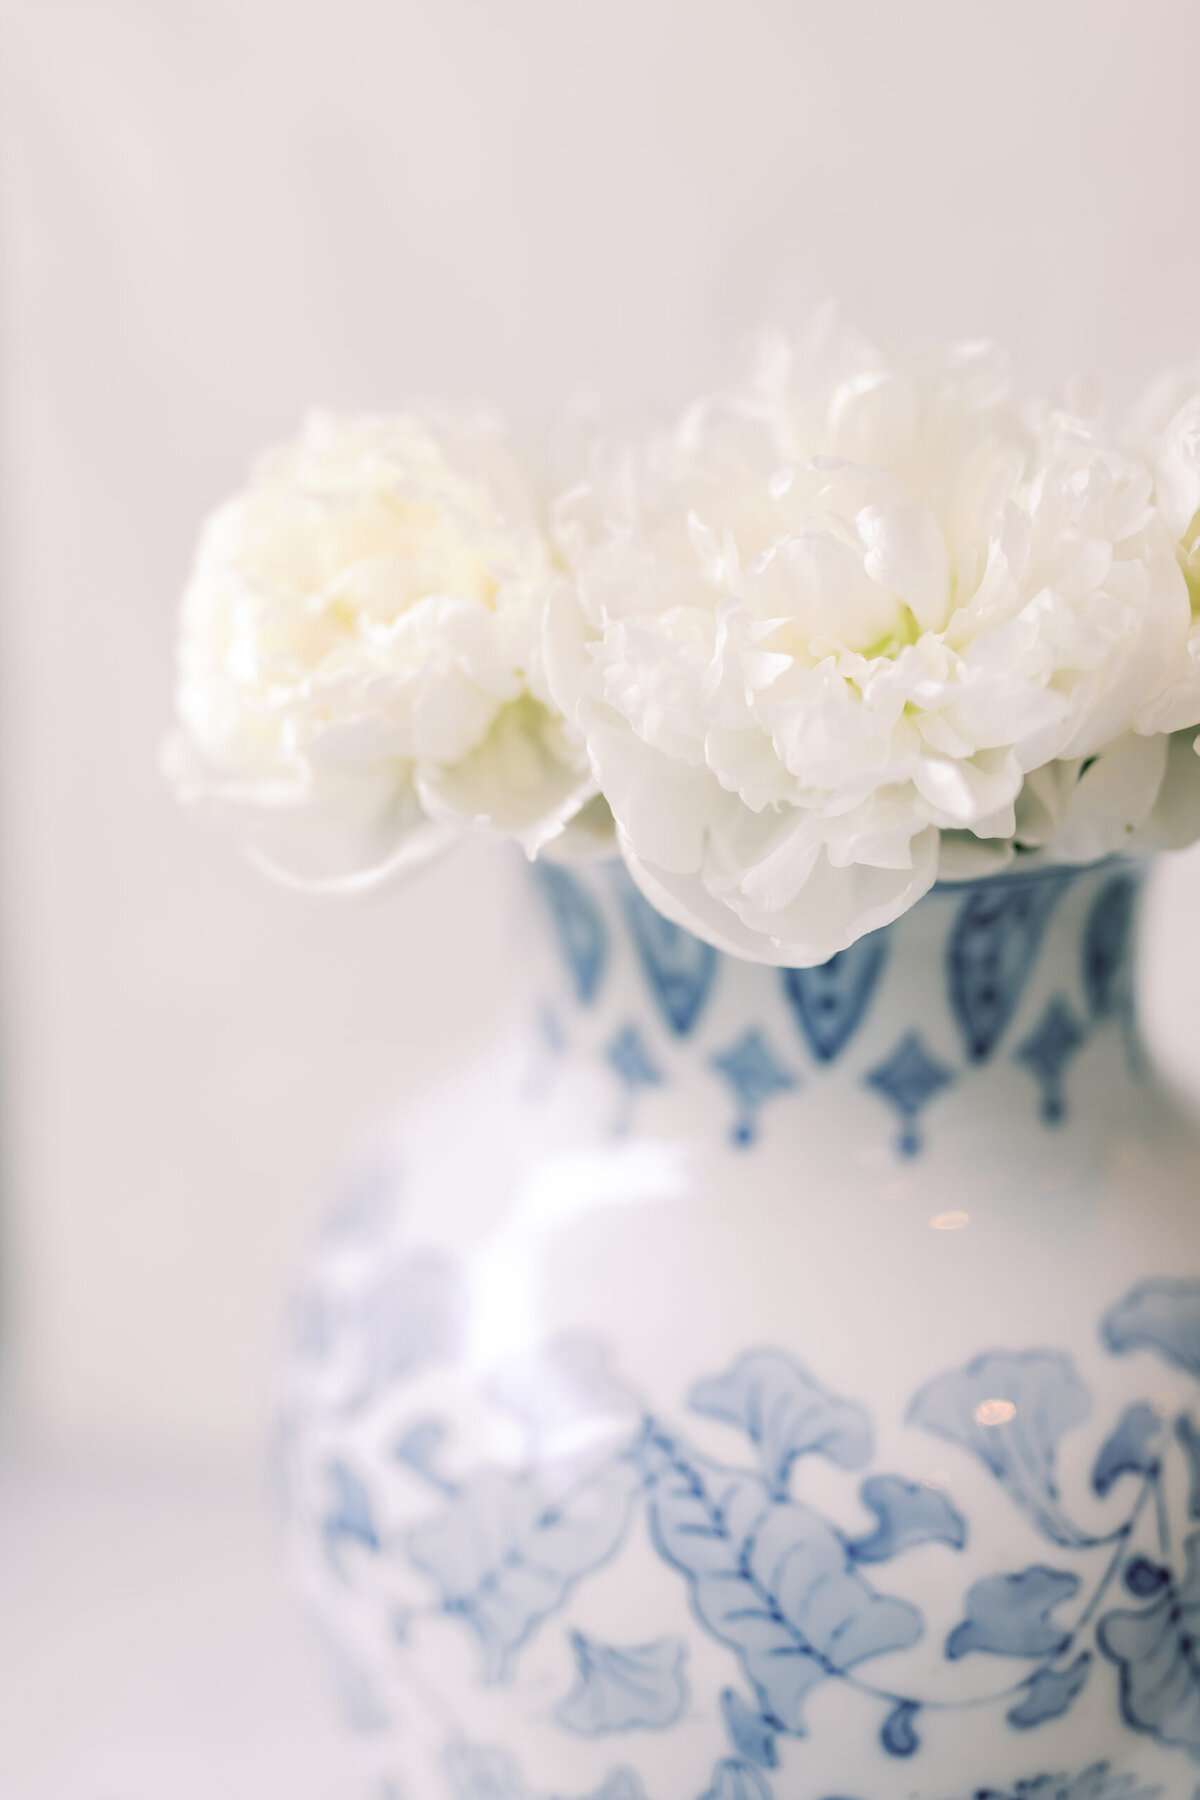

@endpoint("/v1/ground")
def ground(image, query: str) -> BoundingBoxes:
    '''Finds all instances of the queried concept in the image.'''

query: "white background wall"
[3,0,1200,1469]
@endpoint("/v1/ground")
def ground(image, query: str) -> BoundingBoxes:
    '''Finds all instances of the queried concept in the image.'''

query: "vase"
[278,853,1200,1800]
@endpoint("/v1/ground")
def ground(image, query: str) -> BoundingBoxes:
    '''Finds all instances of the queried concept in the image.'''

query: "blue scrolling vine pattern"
[306,1265,1200,1798]
[532,864,1144,1157]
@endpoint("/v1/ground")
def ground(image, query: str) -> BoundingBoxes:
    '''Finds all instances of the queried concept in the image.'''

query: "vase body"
[279,856,1200,1800]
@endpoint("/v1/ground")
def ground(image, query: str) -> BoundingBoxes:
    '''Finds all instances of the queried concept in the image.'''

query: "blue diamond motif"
[710,1028,799,1147]
[1014,996,1087,1123]
[607,1024,664,1092]
[606,1024,665,1134]
[865,1031,954,1157]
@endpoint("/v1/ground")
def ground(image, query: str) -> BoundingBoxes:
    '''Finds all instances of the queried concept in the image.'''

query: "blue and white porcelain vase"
[279,854,1200,1800]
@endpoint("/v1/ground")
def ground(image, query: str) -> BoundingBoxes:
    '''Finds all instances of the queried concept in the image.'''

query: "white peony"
[1129,361,1200,739]
[546,320,1198,964]
[166,411,604,889]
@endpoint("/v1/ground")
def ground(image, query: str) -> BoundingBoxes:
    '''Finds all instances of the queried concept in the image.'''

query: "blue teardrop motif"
[781,934,888,1063]
[880,1699,920,1756]
[947,875,1069,1062]
[1083,872,1138,1020]
[621,884,717,1036]
[534,864,609,1004]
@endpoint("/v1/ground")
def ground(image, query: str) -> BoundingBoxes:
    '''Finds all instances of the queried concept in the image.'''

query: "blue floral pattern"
[846,1473,967,1563]
[641,1426,923,1736]
[291,1248,1200,1792]
[965,1769,1161,1800]
[406,1456,642,1682]
[436,1747,1166,1800]
[437,1743,1160,1800]
[907,1351,1095,1548]
[555,1632,688,1735]
[687,1349,871,1497]
[283,859,1186,1797]
[1098,1530,1200,1755]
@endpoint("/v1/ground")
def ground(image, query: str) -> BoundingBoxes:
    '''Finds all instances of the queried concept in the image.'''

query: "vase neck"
[522,857,1149,1163]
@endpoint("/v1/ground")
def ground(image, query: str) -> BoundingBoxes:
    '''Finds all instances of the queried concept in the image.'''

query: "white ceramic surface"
[280,856,1200,1799]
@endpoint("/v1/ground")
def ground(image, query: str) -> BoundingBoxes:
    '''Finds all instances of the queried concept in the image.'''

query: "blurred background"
[3,1,1200,1793]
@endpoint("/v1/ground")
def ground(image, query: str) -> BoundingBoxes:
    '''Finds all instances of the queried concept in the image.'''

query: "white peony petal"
[1042,732,1168,864]
[855,498,950,632]
[1131,730,1200,851]
[621,827,938,968]
[576,707,719,874]
[416,698,598,856]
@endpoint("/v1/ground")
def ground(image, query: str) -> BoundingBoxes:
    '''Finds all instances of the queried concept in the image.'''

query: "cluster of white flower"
[167,323,1200,964]
[165,411,602,890]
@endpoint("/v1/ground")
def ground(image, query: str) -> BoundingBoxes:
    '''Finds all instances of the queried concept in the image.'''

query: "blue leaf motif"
[781,935,888,1063]
[576,1773,648,1800]
[554,1630,687,1734]
[880,1698,920,1756]
[720,1689,777,1768]
[947,1566,1079,1660]
[444,1741,532,1800]
[908,1350,1094,1546]
[535,864,609,1004]
[947,877,1067,1061]
[621,882,717,1036]
[394,1418,458,1494]
[967,1765,1162,1800]
[407,1457,640,1681]
[1091,1401,1164,1497]
[1098,1526,1200,1755]
[1102,1278,1200,1379]
[701,1759,772,1800]
[1178,1413,1200,1518]
[322,1460,380,1574]
[643,1432,922,1735]
[689,1350,871,1497]
[1007,1651,1092,1728]
[848,1474,967,1562]
[1083,873,1139,1020]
